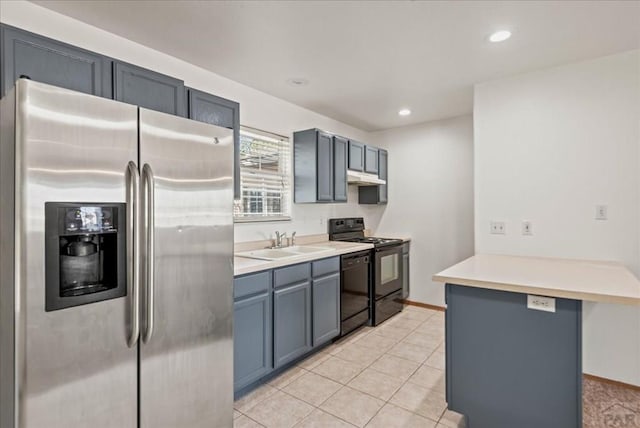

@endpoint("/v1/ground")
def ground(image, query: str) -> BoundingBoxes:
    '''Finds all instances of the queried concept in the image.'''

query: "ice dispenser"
[45,203,127,311]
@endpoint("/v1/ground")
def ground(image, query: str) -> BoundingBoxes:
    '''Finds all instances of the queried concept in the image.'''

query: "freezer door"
[6,80,138,427]
[138,108,234,427]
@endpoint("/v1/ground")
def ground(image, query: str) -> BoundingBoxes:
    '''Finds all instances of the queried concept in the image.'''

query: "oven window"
[380,253,399,284]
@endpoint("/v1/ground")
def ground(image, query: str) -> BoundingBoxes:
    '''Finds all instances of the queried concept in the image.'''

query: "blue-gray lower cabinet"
[234,256,341,392]
[401,242,410,299]
[234,291,272,391]
[1,24,110,98]
[273,281,313,368]
[445,283,582,428]
[113,61,185,116]
[312,272,340,346]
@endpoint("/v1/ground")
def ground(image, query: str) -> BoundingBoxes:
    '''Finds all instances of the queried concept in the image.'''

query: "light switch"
[595,205,607,220]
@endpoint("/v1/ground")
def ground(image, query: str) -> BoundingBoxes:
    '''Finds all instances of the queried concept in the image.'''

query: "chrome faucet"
[274,231,287,248]
[290,231,296,246]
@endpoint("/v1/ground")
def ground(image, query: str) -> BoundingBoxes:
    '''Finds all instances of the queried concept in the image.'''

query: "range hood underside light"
[347,170,386,185]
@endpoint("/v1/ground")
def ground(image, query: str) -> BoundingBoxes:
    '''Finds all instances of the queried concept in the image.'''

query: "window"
[234,127,291,221]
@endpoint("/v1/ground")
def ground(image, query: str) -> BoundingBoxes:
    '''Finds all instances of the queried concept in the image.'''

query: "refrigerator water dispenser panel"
[45,202,127,311]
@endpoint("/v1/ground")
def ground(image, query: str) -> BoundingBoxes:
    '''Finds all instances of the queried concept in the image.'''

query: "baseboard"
[403,299,446,312]
[583,373,640,392]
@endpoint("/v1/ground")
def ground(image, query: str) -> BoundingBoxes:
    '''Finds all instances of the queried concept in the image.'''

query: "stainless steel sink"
[236,245,334,261]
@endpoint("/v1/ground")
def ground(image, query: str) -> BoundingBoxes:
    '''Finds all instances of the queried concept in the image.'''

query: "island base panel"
[445,283,582,428]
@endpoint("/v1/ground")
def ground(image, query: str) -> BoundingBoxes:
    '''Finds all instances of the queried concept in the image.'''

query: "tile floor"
[233,304,640,428]
[234,306,464,428]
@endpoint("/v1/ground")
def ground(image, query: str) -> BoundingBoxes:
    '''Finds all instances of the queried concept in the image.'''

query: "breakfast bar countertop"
[433,253,640,305]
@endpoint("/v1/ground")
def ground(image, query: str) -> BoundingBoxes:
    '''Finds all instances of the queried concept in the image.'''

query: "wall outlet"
[522,221,533,236]
[595,205,608,220]
[490,221,506,235]
[527,295,556,313]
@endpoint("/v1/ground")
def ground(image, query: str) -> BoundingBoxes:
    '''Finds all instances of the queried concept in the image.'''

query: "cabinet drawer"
[312,257,340,278]
[274,263,310,288]
[234,271,271,299]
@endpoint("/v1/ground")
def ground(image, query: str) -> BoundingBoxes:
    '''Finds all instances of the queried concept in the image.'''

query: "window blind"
[234,127,291,221]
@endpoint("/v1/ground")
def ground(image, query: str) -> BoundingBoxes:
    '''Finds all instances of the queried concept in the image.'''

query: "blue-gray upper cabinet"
[359,148,387,205]
[187,88,240,198]
[333,136,348,202]
[233,272,272,392]
[312,272,341,346]
[364,145,379,174]
[316,131,334,202]
[294,129,347,203]
[0,24,110,98]
[378,149,388,203]
[348,140,365,171]
[273,280,312,368]
[113,61,185,116]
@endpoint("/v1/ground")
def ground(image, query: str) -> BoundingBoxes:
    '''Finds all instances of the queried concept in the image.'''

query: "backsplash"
[234,186,385,242]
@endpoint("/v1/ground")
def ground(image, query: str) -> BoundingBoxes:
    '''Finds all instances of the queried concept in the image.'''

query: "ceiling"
[32,1,640,131]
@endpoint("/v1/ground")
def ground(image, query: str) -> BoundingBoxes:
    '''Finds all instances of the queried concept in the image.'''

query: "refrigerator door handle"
[142,163,155,344]
[126,161,141,347]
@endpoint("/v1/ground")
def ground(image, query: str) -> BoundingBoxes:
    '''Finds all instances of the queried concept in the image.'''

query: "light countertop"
[433,254,640,305]
[234,241,373,276]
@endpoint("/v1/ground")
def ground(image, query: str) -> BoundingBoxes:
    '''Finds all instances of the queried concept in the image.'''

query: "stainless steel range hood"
[347,170,386,185]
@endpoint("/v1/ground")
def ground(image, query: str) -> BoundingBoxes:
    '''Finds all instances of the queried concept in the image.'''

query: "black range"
[329,218,404,331]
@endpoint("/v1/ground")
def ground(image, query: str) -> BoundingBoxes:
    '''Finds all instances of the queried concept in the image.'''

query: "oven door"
[374,245,403,299]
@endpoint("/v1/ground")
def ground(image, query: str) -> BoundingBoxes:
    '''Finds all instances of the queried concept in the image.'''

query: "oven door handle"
[375,245,403,258]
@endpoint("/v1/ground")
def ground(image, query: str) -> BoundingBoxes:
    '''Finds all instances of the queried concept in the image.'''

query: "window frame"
[234,126,292,223]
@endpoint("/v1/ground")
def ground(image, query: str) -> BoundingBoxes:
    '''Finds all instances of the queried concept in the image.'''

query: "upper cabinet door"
[113,61,185,116]
[364,146,379,174]
[378,149,388,204]
[316,131,334,202]
[333,136,348,202]
[1,25,110,98]
[348,140,365,171]
[187,88,240,199]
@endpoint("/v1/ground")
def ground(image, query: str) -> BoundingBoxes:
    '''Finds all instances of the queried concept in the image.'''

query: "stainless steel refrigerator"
[0,79,234,427]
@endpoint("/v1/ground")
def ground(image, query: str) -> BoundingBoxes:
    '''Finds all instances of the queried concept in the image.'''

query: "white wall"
[474,50,640,385]
[0,1,384,243]
[371,115,475,306]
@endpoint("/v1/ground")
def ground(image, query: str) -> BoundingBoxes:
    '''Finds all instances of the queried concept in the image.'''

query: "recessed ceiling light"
[398,108,411,116]
[286,77,309,87]
[489,30,512,43]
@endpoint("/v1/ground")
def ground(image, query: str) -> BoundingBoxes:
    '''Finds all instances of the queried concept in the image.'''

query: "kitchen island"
[433,254,640,428]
